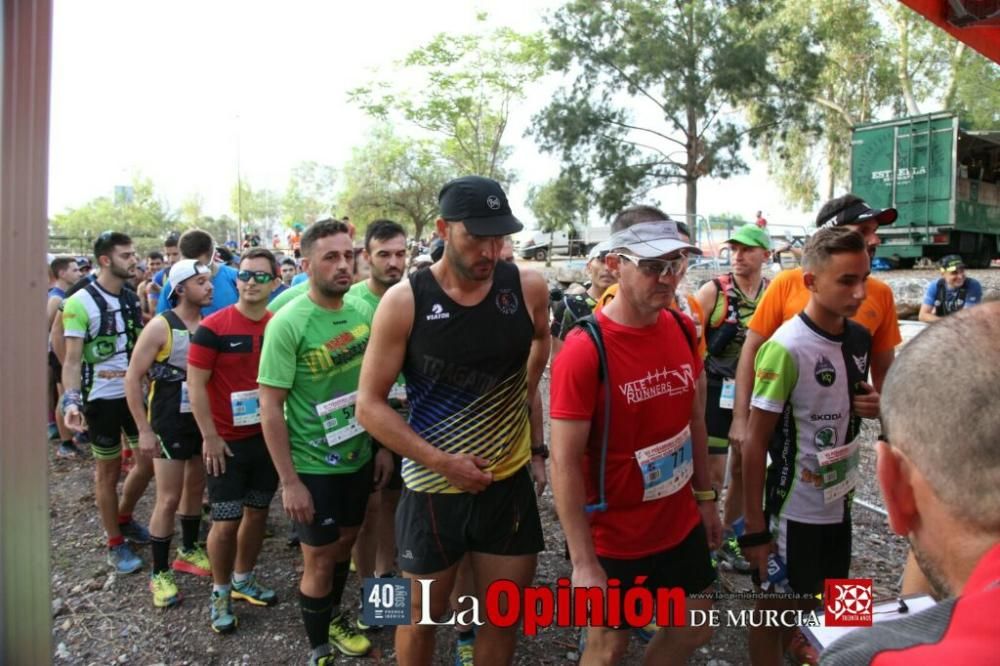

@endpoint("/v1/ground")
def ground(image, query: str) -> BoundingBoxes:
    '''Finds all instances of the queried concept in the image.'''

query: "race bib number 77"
[634,426,693,501]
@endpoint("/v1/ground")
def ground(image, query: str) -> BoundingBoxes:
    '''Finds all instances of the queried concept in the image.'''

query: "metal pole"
[236,114,243,248]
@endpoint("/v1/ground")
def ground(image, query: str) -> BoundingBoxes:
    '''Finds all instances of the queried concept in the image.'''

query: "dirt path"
[49,375,907,665]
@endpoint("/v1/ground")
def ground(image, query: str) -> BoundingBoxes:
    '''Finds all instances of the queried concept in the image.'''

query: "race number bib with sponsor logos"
[719,378,736,410]
[817,440,861,504]
[179,381,192,413]
[634,425,693,501]
[315,392,363,447]
[230,389,261,426]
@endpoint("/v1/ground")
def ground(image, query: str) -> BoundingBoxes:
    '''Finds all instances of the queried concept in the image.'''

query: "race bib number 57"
[634,426,693,501]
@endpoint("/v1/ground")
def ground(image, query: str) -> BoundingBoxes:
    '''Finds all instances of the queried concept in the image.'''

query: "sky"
[49,0,806,234]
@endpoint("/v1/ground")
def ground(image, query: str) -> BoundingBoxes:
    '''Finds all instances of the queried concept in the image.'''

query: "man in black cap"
[918,254,983,322]
[357,175,551,665]
[727,193,903,664]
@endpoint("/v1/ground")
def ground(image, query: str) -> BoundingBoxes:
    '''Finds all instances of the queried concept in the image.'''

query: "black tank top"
[148,310,198,437]
[403,260,534,493]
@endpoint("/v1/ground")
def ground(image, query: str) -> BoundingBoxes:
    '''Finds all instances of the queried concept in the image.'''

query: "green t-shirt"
[267,280,309,313]
[348,280,382,311]
[257,292,375,475]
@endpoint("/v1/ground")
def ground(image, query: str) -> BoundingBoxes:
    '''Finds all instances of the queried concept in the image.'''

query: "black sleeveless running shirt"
[403,260,534,493]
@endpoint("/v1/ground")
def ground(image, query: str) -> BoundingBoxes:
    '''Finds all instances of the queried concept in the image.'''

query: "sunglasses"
[237,270,275,284]
[615,252,687,277]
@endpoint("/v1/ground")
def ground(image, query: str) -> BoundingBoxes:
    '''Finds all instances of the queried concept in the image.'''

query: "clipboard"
[803,594,936,652]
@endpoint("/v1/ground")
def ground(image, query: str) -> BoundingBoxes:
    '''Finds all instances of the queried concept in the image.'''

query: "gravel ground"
[51,262,968,665]
[49,386,907,666]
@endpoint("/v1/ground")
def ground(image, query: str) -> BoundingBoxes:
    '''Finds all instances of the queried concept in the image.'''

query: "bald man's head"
[881,302,1000,531]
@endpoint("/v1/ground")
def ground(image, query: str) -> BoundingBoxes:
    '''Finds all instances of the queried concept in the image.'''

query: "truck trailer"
[851,112,1000,267]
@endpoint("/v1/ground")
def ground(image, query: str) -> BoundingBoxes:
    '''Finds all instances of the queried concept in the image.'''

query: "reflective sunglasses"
[615,252,687,277]
[237,269,275,284]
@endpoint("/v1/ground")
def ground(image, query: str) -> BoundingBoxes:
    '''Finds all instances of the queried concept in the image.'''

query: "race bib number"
[315,392,363,447]
[388,384,407,401]
[719,378,735,410]
[179,381,192,413]
[230,389,261,426]
[817,440,861,504]
[634,425,693,501]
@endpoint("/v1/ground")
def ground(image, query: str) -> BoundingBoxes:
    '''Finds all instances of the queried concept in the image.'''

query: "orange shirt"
[748,267,901,353]
[595,283,708,358]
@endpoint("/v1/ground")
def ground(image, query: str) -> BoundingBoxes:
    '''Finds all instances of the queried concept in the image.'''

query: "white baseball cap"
[165,259,211,302]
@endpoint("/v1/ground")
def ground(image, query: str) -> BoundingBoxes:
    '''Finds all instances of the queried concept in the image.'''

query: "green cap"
[725,224,771,250]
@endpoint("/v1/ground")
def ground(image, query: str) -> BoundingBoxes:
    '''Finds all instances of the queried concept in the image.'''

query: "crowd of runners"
[42,175,997,665]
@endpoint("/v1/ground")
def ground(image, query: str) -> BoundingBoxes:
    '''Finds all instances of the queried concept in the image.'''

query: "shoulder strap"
[666,307,696,356]
[572,314,611,513]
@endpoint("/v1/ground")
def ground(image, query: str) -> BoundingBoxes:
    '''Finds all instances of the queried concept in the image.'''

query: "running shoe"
[56,441,83,458]
[786,627,819,665]
[718,535,753,574]
[454,634,474,666]
[308,654,335,666]
[150,570,181,608]
[107,542,143,574]
[328,612,372,656]
[48,422,59,441]
[172,545,211,577]
[210,590,237,633]
[231,573,278,606]
[119,519,151,545]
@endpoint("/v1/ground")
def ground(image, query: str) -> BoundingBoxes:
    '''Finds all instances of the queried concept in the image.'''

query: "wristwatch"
[693,488,718,502]
[530,444,549,460]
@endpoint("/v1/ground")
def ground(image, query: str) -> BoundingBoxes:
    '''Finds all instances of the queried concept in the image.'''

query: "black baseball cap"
[438,176,523,236]
[816,194,897,228]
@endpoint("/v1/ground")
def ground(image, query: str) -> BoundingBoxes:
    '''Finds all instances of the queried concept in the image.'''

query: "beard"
[372,267,402,289]
[446,244,494,282]
[909,535,953,599]
[110,263,133,280]
[314,276,351,298]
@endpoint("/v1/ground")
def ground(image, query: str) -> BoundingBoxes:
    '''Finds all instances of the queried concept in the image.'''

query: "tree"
[531,0,819,221]
[337,125,453,242]
[50,174,177,253]
[749,1,1000,210]
[281,161,338,228]
[349,15,547,183]
[526,174,593,265]
[230,180,281,236]
[746,1,898,208]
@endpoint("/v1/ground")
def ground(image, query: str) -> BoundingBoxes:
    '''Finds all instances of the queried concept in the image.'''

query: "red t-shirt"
[188,305,271,441]
[551,308,703,559]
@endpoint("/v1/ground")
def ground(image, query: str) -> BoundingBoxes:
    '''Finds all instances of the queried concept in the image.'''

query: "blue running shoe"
[210,590,237,633]
[120,520,151,545]
[107,542,143,574]
[48,422,59,441]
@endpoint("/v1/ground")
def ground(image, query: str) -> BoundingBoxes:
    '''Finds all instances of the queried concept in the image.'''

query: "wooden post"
[0,0,53,662]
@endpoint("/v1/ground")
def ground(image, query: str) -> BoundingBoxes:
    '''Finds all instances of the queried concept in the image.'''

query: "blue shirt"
[270,282,289,302]
[156,263,240,316]
[922,277,982,313]
[291,272,308,286]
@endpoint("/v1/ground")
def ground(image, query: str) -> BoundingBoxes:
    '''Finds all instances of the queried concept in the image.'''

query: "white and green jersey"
[62,283,142,401]
[751,313,871,524]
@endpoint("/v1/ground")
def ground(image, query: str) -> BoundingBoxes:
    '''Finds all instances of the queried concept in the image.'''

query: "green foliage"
[531,0,820,220]
[280,161,338,228]
[230,181,281,229]
[526,173,590,235]
[336,125,453,242]
[349,17,547,183]
[949,49,1000,130]
[50,174,177,253]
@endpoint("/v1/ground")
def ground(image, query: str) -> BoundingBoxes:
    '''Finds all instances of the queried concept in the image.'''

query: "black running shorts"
[754,514,852,596]
[705,375,733,455]
[293,459,374,547]
[597,522,717,628]
[83,398,138,460]
[395,465,545,575]
[206,433,279,521]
